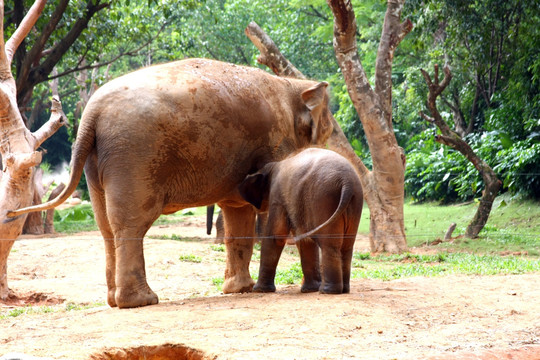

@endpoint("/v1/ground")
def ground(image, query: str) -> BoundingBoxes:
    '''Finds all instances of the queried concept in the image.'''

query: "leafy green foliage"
[24,0,538,208]
[494,140,540,199]
[406,131,540,202]
[53,204,96,233]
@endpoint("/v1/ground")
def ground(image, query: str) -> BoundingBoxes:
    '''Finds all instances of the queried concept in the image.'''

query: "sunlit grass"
[0,301,106,320]
[210,251,539,291]
[179,254,202,263]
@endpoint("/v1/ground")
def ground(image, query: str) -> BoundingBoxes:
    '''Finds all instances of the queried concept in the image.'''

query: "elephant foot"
[319,283,343,294]
[253,281,276,293]
[342,283,350,294]
[114,286,159,308]
[301,280,321,293]
[107,288,117,307]
[222,274,254,294]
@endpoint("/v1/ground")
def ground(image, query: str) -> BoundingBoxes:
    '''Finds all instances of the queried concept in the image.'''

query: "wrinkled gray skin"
[8,59,336,308]
[238,148,363,294]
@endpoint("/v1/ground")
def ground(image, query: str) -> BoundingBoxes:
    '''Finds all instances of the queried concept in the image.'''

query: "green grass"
[209,250,539,291]
[210,244,225,252]
[153,207,208,226]
[350,252,539,280]
[274,262,304,284]
[148,234,201,242]
[179,254,202,263]
[357,195,540,254]
[0,301,106,320]
[211,277,224,291]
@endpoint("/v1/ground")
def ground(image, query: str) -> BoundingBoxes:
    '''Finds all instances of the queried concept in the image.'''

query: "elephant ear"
[238,170,270,210]
[300,81,333,144]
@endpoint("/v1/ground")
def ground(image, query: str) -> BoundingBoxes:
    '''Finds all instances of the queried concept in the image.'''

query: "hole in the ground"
[89,344,215,360]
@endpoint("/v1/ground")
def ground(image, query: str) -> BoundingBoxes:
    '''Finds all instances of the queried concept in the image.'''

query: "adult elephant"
[8,58,336,308]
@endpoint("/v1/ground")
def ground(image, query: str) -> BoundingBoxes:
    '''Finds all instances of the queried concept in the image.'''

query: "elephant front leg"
[254,207,288,292]
[254,237,286,292]
[221,205,256,294]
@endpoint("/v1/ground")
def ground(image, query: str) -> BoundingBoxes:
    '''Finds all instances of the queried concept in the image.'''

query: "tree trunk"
[0,0,67,300]
[22,184,44,235]
[420,65,502,238]
[465,167,501,238]
[44,182,66,234]
[326,0,411,252]
[246,5,411,254]
[22,168,47,235]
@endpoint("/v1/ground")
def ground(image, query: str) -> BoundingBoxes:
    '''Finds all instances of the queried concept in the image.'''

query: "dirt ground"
[1,216,539,360]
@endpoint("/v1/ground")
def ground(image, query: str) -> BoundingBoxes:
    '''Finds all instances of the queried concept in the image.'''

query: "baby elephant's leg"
[297,239,321,293]
[254,207,288,292]
[340,234,356,294]
[319,236,344,294]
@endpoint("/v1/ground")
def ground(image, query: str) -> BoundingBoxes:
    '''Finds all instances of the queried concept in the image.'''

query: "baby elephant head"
[238,163,275,211]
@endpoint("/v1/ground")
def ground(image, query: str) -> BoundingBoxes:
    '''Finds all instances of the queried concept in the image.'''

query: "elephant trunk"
[206,205,215,235]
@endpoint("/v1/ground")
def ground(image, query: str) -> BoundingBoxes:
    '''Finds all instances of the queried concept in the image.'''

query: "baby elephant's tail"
[293,183,355,242]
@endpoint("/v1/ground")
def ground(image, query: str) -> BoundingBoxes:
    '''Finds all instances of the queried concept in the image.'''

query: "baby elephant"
[238,148,363,294]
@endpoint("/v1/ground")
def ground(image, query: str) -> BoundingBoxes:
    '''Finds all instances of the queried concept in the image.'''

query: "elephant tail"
[293,182,356,242]
[206,205,215,235]
[6,112,97,219]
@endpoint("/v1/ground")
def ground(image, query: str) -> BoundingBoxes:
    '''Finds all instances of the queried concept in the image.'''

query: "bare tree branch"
[244,22,306,79]
[16,0,110,107]
[419,111,434,123]
[16,0,69,88]
[5,0,47,64]
[31,69,67,149]
[327,0,379,123]
[420,64,502,238]
[375,0,412,125]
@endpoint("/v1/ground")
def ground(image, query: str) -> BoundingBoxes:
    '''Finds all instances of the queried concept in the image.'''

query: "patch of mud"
[1,291,64,307]
[90,344,216,360]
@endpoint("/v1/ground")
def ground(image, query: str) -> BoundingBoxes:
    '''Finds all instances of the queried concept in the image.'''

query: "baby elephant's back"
[283,148,363,224]
[288,148,361,188]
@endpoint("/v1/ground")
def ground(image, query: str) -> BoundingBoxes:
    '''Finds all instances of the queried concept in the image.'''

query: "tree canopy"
[15,0,540,201]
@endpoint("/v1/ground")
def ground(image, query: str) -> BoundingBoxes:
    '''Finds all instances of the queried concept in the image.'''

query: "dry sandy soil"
[1,216,539,360]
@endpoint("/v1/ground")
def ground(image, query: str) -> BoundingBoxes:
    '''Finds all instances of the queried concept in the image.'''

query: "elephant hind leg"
[85,159,118,307]
[111,224,159,308]
[297,239,321,293]
[104,191,161,308]
[87,186,117,307]
[318,227,345,294]
[340,235,355,294]
[341,214,361,294]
